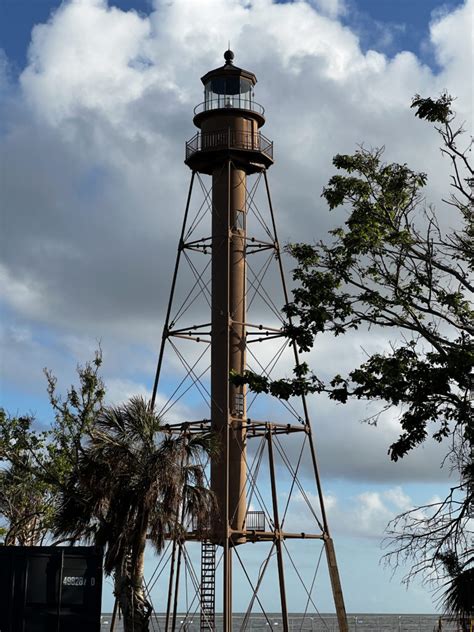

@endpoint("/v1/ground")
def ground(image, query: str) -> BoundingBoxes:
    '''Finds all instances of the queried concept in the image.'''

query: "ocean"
[100,613,465,632]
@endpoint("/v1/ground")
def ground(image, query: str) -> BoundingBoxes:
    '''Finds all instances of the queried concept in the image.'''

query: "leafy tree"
[0,447,52,545]
[233,94,473,611]
[0,351,105,544]
[53,396,215,632]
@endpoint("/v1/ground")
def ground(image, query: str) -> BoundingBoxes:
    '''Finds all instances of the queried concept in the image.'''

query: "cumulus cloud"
[310,0,347,19]
[283,485,436,540]
[1,0,472,484]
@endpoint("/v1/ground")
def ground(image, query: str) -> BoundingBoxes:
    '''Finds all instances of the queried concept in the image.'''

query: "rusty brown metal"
[171,542,183,632]
[325,537,349,632]
[173,530,325,543]
[164,531,178,632]
[267,426,290,632]
[263,168,349,629]
[210,160,247,545]
[152,50,349,632]
[151,171,196,411]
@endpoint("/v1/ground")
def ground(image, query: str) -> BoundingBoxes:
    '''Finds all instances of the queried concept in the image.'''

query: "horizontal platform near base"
[160,418,309,435]
[171,530,325,543]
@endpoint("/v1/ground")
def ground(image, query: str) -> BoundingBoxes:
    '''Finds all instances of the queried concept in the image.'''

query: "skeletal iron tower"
[151,51,348,632]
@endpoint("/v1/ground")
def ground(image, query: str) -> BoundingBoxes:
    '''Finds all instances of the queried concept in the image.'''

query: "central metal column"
[210,161,247,544]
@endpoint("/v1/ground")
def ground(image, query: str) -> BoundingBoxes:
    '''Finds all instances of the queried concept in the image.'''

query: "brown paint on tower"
[150,50,350,632]
[185,50,273,546]
[210,165,247,543]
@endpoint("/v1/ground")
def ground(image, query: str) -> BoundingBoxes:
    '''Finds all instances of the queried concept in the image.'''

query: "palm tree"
[437,551,473,631]
[54,396,215,632]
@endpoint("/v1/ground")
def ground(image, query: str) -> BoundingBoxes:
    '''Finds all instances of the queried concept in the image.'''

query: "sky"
[0,0,473,617]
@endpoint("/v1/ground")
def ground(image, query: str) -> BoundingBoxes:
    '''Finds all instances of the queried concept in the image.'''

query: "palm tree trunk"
[117,526,152,632]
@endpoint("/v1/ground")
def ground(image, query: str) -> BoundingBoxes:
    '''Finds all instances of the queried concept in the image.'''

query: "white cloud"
[430,0,473,108]
[310,0,347,19]
[22,0,153,126]
[1,0,472,486]
[0,48,10,91]
[383,486,412,511]
[0,264,50,319]
[105,377,150,404]
[3,5,470,611]
[284,485,436,540]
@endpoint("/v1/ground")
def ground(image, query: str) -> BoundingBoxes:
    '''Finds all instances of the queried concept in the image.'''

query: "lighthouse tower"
[186,49,271,546]
[151,51,348,632]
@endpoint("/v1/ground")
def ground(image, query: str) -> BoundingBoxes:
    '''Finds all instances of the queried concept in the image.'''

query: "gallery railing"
[186,128,273,161]
[194,98,265,116]
[190,510,266,533]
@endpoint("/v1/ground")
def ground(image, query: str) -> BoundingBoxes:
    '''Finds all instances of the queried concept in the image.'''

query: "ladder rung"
[200,542,216,632]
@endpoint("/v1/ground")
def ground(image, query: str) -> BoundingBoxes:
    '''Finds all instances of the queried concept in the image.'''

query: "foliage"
[0,419,53,545]
[0,351,105,544]
[436,550,473,628]
[233,94,473,608]
[53,396,215,632]
[238,95,473,460]
[1,354,215,631]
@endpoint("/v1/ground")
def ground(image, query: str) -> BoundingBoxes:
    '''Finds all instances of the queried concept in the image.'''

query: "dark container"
[0,545,103,632]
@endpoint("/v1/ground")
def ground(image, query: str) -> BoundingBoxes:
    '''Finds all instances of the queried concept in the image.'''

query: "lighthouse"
[186,49,273,546]
[151,51,348,632]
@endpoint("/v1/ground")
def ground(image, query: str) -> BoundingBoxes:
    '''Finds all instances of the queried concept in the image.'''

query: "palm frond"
[54,396,215,572]
[441,567,474,619]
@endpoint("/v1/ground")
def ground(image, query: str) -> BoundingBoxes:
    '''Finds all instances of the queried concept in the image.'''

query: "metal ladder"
[200,541,216,632]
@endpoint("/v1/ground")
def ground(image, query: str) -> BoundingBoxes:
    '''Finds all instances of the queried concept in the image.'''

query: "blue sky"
[341,0,464,61]
[0,0,465,73]
[3,0,152,73]
[1,0,472,617]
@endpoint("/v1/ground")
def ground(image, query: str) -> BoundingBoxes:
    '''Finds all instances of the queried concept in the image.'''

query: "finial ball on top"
[224,50,234,64]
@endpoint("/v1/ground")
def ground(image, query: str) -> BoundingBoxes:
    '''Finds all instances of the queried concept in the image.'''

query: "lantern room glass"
[204,77,253,111]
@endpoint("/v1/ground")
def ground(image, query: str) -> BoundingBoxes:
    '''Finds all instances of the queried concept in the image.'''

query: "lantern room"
[186,51,273,174]
[193,50,266,128]
[203,50,254,111]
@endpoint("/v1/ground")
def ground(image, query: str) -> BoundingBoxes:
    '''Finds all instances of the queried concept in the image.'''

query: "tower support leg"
[223,543,232,632]
[263,168,348,630]
[325,537,349,632]
[165,539,178,632]
[151,171,196,409]
[306,428,348,631]
[267,426,290,632]
[171,542,183,632]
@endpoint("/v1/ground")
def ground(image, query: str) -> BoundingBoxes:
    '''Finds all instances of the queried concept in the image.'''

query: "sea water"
[100,613,465,632]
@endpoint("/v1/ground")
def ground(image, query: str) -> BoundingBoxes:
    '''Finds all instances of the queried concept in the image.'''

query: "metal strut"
[200,541,217,632]
[153,53,349,632]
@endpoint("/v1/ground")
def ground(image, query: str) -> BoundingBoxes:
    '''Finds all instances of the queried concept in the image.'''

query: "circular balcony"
[185,128,274,175]
[193,98,265,117]
[193,98,266,128]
